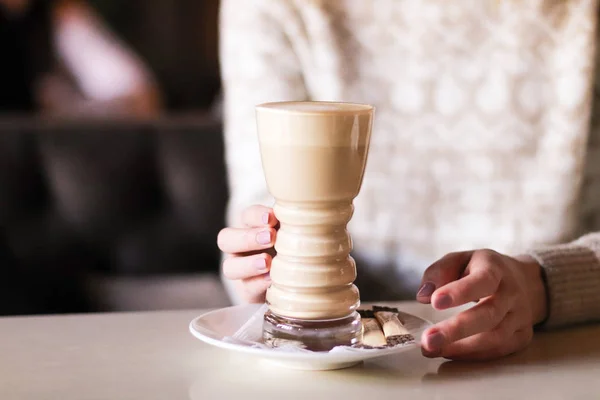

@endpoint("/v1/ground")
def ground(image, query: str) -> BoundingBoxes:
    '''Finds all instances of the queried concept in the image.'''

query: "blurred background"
[0,0,230,315]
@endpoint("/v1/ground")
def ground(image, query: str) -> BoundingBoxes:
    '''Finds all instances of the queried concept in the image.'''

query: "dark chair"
[0,115,230,315]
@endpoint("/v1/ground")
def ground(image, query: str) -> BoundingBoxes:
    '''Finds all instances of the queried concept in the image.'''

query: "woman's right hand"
[217,205,278,303]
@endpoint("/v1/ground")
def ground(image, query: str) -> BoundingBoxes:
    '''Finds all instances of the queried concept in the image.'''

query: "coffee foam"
[257,101,373,114]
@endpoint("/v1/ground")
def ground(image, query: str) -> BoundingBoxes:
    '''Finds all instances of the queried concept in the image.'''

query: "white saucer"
[189,304,432,370]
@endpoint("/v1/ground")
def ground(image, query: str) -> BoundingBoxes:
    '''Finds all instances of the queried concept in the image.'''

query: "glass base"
[262,310,363,352]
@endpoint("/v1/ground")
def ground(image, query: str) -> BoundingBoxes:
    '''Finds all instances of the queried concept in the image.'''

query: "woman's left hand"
[416,249,547,360]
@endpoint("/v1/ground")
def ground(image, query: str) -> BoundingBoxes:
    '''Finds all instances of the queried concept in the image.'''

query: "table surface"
[2,302,599,400]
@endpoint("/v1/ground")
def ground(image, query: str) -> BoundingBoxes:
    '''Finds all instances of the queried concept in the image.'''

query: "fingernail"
[256,230,271,245]
[262,212,270,225]
[434,294,452,309]
[254,257,267,272]
[264,272,271,282]
[417,282,436,298]
[426,331,445,352]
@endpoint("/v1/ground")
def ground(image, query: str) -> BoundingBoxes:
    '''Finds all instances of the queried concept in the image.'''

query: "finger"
[421,295,511,354]
[417,251,473,303]
[428,311,522,359]
[217,227,276,254]
[439,326,533,361]
[240,273,272,303]
[241,205,278,228]
[222,253,272,280]
[431,252,503,310]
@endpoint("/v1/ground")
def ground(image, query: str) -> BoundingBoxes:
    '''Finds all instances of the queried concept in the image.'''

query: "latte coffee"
[256,101,374,350]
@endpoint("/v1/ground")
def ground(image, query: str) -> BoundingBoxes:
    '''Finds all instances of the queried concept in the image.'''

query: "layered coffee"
[256,101,374,350]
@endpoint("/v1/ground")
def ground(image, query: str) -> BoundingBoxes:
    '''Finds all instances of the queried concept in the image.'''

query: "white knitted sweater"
[220,0,600,328]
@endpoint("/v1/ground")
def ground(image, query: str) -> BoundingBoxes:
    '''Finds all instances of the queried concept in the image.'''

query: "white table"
[2,302,599,400]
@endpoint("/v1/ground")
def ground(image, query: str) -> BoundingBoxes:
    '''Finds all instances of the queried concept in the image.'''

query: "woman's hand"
[217,205,278,303]
[416,249,547,360]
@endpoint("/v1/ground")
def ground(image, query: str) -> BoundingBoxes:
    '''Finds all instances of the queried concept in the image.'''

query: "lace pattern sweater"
[220,0,600,328]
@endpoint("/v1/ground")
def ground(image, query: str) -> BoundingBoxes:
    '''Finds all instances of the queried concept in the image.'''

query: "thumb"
[416,251,473,304]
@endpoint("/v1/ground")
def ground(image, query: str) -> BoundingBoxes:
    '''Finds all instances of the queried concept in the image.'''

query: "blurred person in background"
[0,0,161,116]
[218,0,600,361]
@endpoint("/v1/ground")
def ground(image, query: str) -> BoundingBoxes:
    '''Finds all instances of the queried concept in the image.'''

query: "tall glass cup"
[256,101,374,351]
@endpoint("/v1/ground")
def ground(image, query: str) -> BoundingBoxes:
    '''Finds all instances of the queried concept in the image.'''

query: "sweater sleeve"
[219,0,308,303]
[528,232,600,328]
